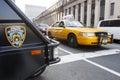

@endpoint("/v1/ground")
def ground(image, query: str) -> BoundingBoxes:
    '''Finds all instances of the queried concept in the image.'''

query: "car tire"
[30,67,46,78]
[68,34,78,47]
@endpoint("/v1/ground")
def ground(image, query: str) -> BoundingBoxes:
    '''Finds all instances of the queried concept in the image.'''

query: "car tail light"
[31,50,42,55]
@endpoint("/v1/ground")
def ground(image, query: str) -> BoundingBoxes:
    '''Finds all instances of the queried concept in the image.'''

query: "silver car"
[38,23,49,35]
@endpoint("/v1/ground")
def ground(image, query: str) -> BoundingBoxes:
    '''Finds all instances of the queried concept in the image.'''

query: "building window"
[62,10,64,17]
[84,1,87,24]
[110,3,115,16]
[100,0,105,20]
[73,5,76,18]
[63,0,67,5]
[91,0,95,26]
[69,7,71,14]
[65,9,67,15]
[67,0,70,3]
[78,3,81,21]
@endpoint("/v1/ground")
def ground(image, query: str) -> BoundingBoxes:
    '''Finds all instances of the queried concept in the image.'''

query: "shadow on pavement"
[58,40,110,52]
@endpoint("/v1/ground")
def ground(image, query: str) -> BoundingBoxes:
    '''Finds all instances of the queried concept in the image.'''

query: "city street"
[1,0,120,80]
[31,40,120,80]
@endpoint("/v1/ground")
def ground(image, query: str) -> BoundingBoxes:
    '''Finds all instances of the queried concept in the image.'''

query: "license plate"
[102,38,108,43]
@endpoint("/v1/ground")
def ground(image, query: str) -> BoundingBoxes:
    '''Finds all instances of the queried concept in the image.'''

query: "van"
[97,19,120,40]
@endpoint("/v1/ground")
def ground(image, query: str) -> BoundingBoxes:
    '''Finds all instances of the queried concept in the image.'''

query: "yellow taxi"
[48,20,113,47]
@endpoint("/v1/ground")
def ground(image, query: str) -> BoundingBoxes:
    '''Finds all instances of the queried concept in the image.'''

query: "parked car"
[48,20,113,47]
[97,19,120,40]
[0,0,60,80]
[38,23,49,35]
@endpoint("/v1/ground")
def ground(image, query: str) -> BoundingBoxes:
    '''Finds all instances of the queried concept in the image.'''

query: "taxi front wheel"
[68,34,78,47]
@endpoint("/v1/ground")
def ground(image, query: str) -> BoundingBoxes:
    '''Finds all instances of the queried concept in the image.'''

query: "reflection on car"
[38,23,49,35]
[48,20,113,47]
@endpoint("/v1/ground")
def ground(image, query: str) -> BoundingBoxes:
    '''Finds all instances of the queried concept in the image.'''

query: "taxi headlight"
[83,32,95,37]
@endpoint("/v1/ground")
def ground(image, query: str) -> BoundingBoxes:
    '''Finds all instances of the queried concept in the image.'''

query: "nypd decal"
[5,26,26,48]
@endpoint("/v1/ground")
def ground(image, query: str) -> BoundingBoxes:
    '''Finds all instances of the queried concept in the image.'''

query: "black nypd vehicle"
[0,0,60,80]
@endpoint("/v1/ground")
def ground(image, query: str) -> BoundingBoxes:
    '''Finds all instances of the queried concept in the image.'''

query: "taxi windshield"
[65,20,84,28]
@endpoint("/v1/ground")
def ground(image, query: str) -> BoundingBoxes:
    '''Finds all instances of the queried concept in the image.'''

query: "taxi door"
[50,22,60,38]
[56,21,66,39]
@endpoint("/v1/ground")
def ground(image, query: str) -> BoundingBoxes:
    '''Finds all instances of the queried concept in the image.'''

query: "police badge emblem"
[5,26,26,48]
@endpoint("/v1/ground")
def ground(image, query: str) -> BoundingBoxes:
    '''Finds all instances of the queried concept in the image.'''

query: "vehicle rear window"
[52,22,59,27]
[100,20,120,27]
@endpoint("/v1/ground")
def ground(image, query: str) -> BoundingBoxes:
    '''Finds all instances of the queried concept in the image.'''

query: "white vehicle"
[97,19,120,40]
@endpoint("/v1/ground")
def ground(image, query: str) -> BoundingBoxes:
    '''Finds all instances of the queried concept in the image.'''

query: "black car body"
[0,0,60,80]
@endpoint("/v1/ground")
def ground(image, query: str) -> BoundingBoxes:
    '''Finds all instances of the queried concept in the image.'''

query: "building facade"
[34,0,120,27]
[25,5,46,21]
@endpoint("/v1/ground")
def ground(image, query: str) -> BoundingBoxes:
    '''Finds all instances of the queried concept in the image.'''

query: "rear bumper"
[49,57,61,64]
[47,38,61,64]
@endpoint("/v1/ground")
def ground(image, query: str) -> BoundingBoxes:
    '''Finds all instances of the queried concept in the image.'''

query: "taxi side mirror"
[62,25,66,28]
[63,25,65,28]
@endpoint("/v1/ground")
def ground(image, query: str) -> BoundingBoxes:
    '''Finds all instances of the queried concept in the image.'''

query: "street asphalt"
[33,60,120,80]
[31,41,120,80]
